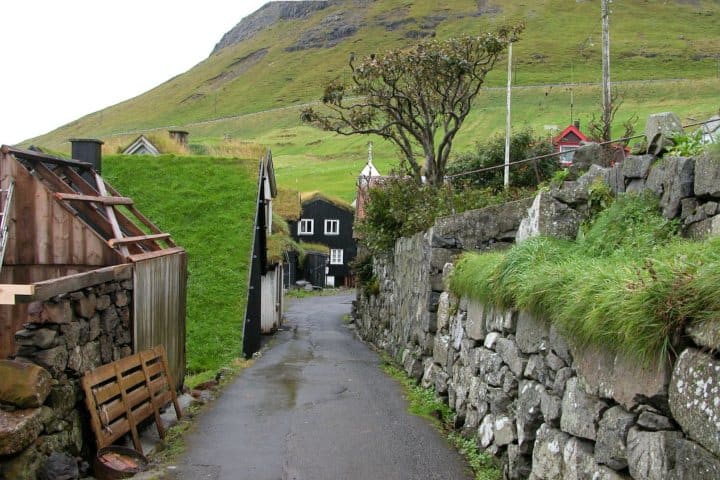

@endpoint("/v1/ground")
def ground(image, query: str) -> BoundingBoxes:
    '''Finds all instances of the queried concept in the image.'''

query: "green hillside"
[27,0,720,199]
[103,155,258,374]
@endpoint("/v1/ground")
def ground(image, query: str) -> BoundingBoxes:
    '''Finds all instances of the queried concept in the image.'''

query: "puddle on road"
[253,329,315,414]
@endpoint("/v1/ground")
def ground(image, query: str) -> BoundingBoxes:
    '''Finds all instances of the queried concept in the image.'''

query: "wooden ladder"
[0,179,15,273]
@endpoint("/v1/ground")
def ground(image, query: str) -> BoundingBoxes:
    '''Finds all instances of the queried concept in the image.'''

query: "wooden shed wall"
[133,252,187,389]
[0,154,121,267]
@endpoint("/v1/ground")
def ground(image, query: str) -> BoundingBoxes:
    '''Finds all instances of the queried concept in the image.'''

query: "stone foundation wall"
[0,272,134,479]
[354,172,720,478]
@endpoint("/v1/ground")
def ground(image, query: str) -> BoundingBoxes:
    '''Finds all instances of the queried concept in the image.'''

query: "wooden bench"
[81,345,181,454]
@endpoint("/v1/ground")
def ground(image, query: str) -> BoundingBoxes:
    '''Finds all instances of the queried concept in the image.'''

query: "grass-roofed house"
[289,192,357,287]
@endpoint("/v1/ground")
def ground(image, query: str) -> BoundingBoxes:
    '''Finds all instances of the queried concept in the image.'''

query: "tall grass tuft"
[450,193,719,363]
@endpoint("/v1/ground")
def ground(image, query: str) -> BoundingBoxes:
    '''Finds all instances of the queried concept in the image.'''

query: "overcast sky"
[0,0,271,145]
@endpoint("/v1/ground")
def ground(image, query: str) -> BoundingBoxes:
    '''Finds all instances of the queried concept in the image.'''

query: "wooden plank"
[113,362,142,453]
[140,350,166,439]
[55,193,134,205]
[28,264,132,303]
[128,247,185,263]
[155,345,182,420]
[2,145,93,169]
[0,284,35,304]
[109,233,170,247]
[58,167,150,254]
[95,174,130,258]
[103,182,176,248]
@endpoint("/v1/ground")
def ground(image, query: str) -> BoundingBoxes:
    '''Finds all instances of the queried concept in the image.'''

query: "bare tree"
[301,25,523,186]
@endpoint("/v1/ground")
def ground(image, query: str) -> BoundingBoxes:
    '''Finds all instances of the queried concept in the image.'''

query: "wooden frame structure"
[0,145,187,386]
[81,345,181,454]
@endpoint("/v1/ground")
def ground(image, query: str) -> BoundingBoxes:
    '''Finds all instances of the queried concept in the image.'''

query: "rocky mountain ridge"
[211,1,330,54]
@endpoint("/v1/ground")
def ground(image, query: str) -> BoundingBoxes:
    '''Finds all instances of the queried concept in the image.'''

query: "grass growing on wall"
[103,154,258,374]
[450,192,720,363]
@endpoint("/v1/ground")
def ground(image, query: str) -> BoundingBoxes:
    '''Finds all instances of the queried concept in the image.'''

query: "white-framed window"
[559,145,578,166]
[330,248,343,265]
[298,219,314,235]
[324,219,340,235]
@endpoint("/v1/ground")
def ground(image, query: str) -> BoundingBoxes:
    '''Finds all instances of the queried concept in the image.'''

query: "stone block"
[32,346,68,376]
[495,337,525,377]
[686,318,720,350]
[421,358,437,389]
[506,443,532,480]
[0,444,43,480]
[552,367,573,396]
[622,154,654,179]
[637,411,674,431]
[516,191,584,243]
[560,377,607,441]
[478,414,495,449]
[486,308,516,334]
[645,162,665,196]
[660,156,695,219]
[541,392,562,428]
[96,294,111,310]
[627,427,681,480]
[436,292,450,333]
[685,214,720,239]
[645,112,684,156]
[625,178,645,193]
[669,348,720,457]
[563,437,598,480]
[530,423,569,480]
[517,381,544,450]
[14,328,56,349]
[484,331,500,349]
[40,301,73,324]
[101,306,119,333]
[669,439,720,480]
[465,300,486,341]
[72,293,97,319]
[0,408,43,455]
[570,142,602,173]
[548,325,572,365]
[493,415,516,446]
[0,360,52,409]
[596,405,636,470]
[516,310,549,354]
[606,163,626,195]
[60,322,81,349]
[113,290,130,307]
[434,369,449,394]
[694,152,720,198]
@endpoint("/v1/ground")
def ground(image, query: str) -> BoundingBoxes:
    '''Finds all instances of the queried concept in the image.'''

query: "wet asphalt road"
[171,293,472,480]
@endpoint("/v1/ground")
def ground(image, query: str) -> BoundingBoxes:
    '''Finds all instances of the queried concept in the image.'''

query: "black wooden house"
[290,193,356,287]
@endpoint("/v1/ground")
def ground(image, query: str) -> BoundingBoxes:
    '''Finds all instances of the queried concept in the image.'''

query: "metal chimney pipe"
[69,138,104,173]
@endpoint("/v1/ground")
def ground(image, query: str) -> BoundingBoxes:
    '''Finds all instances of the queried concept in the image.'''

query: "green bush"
[356,175,535,256]
[447,128,558,190]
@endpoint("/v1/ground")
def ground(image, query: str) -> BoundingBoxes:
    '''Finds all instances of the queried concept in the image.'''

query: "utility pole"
[601,0,612,141]
[504,42,513,189]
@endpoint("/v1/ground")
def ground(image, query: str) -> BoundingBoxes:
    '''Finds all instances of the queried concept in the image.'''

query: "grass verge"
[380,354,501,480]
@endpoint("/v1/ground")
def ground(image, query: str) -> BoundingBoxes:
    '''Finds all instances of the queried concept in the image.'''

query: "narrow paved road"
[170,293,472,480]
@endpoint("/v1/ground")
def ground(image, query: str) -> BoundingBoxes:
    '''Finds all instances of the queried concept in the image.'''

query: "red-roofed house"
[554,121,588,166]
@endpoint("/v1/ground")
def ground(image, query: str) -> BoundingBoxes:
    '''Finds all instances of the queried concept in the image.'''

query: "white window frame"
[298,219,314,235]
[330,248,343,265]
[324,219,340,236]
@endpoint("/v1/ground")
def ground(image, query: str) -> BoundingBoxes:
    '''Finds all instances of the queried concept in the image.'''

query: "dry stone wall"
[354,144,720,478]
[0,273,134,479]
